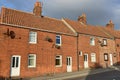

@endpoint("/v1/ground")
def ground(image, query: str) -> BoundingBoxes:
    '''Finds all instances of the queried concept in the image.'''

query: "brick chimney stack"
[106,20,114,29]
[33,1,42,16]
[78,13,87,24]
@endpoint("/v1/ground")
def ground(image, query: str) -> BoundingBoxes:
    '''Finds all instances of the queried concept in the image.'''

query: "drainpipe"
[76,33,79,71]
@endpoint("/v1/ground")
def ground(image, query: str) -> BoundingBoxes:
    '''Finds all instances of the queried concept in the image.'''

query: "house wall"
[0,24,77,78]
[98,38,116,67]
[115,39,120,64]
[78,34,99,69]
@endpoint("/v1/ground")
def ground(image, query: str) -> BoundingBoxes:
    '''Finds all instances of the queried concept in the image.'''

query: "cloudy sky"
[0,0,120,30]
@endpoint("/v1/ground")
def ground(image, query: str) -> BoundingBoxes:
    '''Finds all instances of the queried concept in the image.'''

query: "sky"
[0,0,120,30]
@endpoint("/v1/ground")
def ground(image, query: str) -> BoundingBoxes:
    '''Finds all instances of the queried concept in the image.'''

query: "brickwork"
[0,24,77,78]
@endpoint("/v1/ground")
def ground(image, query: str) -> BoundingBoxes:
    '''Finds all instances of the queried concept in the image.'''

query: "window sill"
[55,65,62,67]
[28,66,36,68]
[29,42,37,44]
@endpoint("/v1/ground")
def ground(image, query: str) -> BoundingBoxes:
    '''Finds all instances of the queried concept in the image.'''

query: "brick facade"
[0,1,120,79]
[0,24,77,78]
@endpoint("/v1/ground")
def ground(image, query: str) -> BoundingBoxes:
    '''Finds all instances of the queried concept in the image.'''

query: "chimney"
[78,13,87,24]
[106,20,114,29]
[33,1,42,16]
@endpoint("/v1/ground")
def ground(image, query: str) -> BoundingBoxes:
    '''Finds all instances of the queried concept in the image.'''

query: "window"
[90,37,95,46]
[28,54,36,68]
[55,55,62,67]
[29,31,37,44]
[91,53,96,62]
[104,53,108,61]
[103,39,107,46]
[79,51,83,56]
[56,35,61,46]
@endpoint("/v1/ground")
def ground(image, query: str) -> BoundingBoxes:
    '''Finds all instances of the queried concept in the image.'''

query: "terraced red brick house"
[0,2,78,79]
[63,14,118,69]
[0,1,120,80]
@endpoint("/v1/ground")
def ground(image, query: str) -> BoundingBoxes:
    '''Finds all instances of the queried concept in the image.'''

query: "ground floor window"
[55,55,62,67]
[28,54,36,68]
[91,53,96,62]
[104,53,108,61]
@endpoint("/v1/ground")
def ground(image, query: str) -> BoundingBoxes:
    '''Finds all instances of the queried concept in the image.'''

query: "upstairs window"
[90,37,95,46]
[103,39,107,46]
[56,35,61,46]
[29,31,37,44]
[28,54,36,68]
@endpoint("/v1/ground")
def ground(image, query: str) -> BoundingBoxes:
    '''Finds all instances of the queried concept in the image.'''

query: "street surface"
[65,70,120,80]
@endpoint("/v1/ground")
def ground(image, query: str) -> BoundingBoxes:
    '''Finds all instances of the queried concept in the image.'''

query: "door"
[67,57,72,72]
[84,54,88,68]
[110,54,113,66]
[11,55,21,77]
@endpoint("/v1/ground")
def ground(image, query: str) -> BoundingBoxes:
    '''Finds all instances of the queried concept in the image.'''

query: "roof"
[64,18,112,38]
[0,7,75,36]
[99,27,120,39]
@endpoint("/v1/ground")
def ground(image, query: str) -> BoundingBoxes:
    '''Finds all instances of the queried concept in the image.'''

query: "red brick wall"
[99,38,116,67]
[0,24,77,78]
[78,34,99,69]
[115,39,120,64]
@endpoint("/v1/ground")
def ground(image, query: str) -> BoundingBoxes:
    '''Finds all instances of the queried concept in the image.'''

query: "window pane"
[28,54,36,67]
[56,35,61,45]
[12,57,15,67]
[90,38,95,45]
[29,59,34,66]
[56,59,60,65]
[29,32,37,43]
[55,55,62,67]
[16,57,19,67]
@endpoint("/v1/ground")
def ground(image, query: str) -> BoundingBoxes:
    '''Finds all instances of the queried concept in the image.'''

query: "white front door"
[110,54,113,66]
[67,57,72,72]
[84,54,88,68]
[11,55,21,77]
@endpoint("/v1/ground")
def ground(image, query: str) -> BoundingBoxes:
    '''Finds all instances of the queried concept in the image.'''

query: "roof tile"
[1,7,75,35]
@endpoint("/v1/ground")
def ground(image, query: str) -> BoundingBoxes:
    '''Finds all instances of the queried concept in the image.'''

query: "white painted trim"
[56,35,62,46]
[29,31,37,44]
[62,19,77,35]
[55,55,62,67]
[28,54,36,68]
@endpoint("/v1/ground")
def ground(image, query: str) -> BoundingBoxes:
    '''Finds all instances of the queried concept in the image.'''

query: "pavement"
[23,65,120,80]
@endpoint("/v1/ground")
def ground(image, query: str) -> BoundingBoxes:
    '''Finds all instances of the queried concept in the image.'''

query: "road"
[65,70,120,80]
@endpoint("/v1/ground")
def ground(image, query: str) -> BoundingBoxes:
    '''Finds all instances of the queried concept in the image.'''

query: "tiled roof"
[99,27,120,39]
[0,7,75,36]
[64,18,112,38]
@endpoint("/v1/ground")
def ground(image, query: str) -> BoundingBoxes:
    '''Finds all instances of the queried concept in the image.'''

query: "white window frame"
[103,39,107,46]
[55,55,62,67]
[56,35,62,46]
[28,54,36,68]
[90,37,95,46]
[29,31,37,44]
[91,53,96,62]
[79,51,83,56]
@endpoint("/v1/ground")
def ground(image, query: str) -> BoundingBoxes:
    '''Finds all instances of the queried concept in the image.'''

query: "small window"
[103,39,107,46]
[56,35,61,46]
[55,55,62,67]
[28,54,36,68]
[29,31,37,44]
[90,37,95,46]
[91,53,96,62]
[104,53,108,61]
[79,51,82,56]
